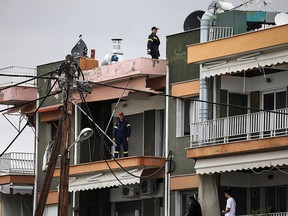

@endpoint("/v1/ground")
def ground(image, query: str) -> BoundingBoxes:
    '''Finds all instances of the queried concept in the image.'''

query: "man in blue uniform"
[147,26,160,59]
[113,112,131,158]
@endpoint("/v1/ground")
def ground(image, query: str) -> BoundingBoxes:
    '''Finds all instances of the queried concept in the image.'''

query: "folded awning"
[202,49,288,77]
[195,149,288,175]
[0,184,33,195]
[68,168,144,192]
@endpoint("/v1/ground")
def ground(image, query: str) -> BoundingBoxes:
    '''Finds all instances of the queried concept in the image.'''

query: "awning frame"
[195,149,288,175]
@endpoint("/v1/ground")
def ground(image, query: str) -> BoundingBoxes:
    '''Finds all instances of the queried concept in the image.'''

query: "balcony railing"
[190,108,288,147]
[209,27,234,41]
[0,152,34,175]
[0,66,36,87]
[239,212,288,216]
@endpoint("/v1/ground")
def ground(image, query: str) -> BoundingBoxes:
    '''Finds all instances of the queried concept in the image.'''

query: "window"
[176,97,199,137]
[263,90,286,110]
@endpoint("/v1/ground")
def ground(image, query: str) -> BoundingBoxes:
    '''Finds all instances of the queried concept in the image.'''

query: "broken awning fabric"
[202,49,288,77]
[195,149,288,175]
[68,168,144,192]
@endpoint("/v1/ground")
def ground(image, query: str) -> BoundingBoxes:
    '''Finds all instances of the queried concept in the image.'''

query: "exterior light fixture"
[68,128,93,152]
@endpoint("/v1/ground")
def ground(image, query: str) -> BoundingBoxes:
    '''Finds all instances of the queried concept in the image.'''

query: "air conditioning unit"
[140,180,158,195]
[121,187,140,198]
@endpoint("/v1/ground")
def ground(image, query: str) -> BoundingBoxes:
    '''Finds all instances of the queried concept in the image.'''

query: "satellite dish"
[275,13,288,26]
[183,10,205,31]
[71,35,88,57]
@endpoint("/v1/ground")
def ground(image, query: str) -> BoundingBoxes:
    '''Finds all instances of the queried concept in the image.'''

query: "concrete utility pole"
[58,54,76,216]
[35,55,77,216]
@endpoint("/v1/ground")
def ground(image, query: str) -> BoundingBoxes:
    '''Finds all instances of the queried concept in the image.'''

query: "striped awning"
[195,149,288,175]
[68,168,143,192]
[202,49,288,77]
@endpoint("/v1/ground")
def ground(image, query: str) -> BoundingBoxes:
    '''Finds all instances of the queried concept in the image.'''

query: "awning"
[195,149,288,175]
[68,168,144,192]
[202,49,288,77]
[0,184,33,195]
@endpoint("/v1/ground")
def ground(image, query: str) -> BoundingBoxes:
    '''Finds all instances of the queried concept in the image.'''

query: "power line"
[75,95,169,179]
[78,92,168,198]
[0,73,57,79]
[0,70,57,91]
[0,91,60,114]
[0,80,59,157]
[87,81,288,116]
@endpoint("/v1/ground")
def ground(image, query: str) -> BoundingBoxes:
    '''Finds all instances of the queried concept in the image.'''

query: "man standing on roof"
[147,26,160,59]
[113,112,131,158]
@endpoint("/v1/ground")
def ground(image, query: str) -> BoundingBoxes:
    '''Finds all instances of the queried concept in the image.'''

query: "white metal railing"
[0,66,37,87]
[209,27,234,41]
[190,108,288,147]
[239,212,288,216]
[0,152,34,175]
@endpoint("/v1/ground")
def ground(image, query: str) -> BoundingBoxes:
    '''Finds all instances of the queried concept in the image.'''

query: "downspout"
[164,65,170,216]
[199,9,214,122]
[72,104,79,216]
[199,1,233,122]
[32,93,39,215]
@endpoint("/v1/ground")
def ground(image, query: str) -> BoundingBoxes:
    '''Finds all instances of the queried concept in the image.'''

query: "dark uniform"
[187,200,202,216]
[147,33,160,59]
[113,118,131,158]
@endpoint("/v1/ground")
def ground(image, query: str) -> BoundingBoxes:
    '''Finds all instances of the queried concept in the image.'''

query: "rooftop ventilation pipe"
[102,38,123,66]
[199,1,233,122]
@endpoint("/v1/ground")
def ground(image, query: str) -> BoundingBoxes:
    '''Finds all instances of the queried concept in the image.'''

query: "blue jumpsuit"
[113,118,131,158]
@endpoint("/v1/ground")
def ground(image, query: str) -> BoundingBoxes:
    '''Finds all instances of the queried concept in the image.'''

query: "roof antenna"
[71,35,88,57]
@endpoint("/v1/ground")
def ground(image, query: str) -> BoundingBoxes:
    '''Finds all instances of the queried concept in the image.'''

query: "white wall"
[221,70,288,93]
[111,95,165,117]
[221,169,288,188]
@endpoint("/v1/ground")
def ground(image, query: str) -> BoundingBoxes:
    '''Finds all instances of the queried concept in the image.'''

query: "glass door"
[262,90,287,136]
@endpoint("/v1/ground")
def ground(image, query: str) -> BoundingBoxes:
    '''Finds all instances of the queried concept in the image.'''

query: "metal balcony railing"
[0,152,34,175]
[239,212,288,216]
[0,66,37,87]
[190,108,288,147]
[209,27,234,41]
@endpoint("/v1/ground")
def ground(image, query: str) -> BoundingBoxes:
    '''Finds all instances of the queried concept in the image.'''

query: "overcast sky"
[0,0,288,153]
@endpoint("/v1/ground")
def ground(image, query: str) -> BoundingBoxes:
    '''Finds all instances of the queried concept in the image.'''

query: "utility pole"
[35,55,77,216]
[34,117,63,216]
[58,54,76,216]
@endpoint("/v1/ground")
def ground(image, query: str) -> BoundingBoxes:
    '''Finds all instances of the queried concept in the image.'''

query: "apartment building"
[185,3,288,216]
[0,66,36,215]
[36,54,168,215]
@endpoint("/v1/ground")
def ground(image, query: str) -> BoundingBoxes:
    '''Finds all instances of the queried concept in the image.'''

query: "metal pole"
[164,65,170,216]
[32,93,39,215]
[72,103,79,216]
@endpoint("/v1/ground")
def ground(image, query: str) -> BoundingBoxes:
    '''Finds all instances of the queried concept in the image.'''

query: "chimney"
[91,49,95,59]
[111,38,123,55]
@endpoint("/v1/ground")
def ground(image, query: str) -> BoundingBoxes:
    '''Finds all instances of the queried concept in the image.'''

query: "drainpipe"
[72,104,79,216]
[199,9,214,122]
[164,65,170,216]
[32,93,39,215]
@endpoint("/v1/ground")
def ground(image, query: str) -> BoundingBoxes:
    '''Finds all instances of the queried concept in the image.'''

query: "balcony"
[190,108,288,147]
[53,156,165,192]
[0,152,34,175]
[239,213,288,216]
[208,27,234,41]
[0,66,38,105]
[83,57,167,83]
[187,108,288,158]
[187,24,288,64]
